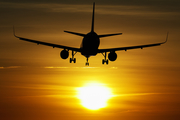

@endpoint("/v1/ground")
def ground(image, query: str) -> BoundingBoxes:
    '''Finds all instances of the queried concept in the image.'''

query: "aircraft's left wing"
[98,33,168,53]
[14,35,81,52]
[14,31,81,52]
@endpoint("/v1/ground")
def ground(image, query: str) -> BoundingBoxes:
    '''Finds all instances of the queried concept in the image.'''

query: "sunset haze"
[0,0,180,120]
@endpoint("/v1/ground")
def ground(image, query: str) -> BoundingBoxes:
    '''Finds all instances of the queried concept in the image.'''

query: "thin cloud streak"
[7,94,77,99]
[0,66,21,69]
[44,66,117,69]
[0,2,178,18]
[114,92,180,97]
[0,66,117,69]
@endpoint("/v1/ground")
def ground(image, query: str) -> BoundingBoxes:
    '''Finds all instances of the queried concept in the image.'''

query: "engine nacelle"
[60,50,69,59]
[108,51,117,61]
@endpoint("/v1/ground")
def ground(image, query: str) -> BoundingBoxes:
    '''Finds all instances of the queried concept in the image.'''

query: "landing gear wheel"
[86,62,89,66]
[102,59,105,64]
[74,58,76,63]
[70,58,76,63]
[106,59,109,64]
[102,59,108,65]
[70,58,72,63]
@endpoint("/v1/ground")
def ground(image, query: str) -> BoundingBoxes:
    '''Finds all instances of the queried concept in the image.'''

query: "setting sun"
[76,82,113,110]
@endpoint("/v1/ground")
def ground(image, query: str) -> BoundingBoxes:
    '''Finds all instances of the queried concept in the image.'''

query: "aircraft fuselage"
[80,31,100,58]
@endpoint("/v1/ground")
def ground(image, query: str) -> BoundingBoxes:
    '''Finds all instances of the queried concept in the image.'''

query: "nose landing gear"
[85,57,89,66]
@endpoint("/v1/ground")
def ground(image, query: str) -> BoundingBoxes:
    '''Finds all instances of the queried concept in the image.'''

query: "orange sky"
[0,1,180,120]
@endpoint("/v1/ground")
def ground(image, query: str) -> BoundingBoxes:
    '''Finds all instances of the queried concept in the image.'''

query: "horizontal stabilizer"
[98,33,122,38]
[64,30,86,37]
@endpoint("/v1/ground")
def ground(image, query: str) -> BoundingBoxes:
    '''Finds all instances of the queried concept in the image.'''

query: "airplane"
[14,2,168,66]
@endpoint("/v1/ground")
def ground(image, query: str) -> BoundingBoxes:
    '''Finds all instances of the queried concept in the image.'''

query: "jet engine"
[108,51,117,61]
[60,50,69,59]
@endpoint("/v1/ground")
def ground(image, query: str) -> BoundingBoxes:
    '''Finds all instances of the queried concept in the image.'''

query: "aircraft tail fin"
[91,2,95,32]
[98,33,123,38]
[64,31,86,37]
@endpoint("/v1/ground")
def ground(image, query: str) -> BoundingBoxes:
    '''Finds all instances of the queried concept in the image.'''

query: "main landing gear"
[70,51,77,63]
[102,52,108,65]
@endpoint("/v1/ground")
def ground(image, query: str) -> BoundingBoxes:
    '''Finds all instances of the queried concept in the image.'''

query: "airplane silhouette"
[14,2,168,66]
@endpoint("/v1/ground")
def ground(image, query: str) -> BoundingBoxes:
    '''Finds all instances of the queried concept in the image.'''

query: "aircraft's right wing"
[98,32,168,53]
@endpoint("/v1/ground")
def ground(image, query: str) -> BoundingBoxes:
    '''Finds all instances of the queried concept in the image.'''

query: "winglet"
[163,31,169,44]
[13,26,18,38]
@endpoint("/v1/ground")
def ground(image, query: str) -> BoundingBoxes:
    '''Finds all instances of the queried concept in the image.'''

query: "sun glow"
[77,82,113,110]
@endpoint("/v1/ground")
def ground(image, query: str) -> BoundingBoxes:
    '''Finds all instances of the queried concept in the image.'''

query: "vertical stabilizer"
[91,2,95,32]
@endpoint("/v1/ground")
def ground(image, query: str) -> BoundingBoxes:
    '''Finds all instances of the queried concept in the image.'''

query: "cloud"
[0,66,115,69]
[0,66,20,69]
[1,0,180,7]
[114,92,179,97]
[0,2,179,17]
[44,66,101,69]
[44,66,69,69]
